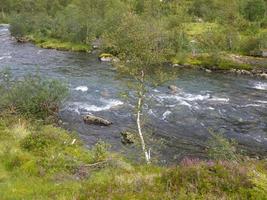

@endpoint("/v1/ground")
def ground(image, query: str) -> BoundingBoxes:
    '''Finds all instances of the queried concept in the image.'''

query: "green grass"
[184,22,219,37]
[171,53,253,71]
[0,115,266,199]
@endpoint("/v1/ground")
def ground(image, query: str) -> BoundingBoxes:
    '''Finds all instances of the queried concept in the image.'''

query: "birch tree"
[104,13,171,163]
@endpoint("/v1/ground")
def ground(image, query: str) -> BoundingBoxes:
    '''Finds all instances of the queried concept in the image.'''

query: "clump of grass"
[162,159,254,199]
[188,54,252,70]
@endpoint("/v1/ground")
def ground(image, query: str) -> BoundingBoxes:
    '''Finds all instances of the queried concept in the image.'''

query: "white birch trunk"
[136,70,151,164]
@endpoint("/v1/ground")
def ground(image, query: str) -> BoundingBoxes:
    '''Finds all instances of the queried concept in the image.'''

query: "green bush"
[240,33,267,54]
[0,70,68,121]
[243,0,266,22]
[207,131,239,161]
[91,141,110,162]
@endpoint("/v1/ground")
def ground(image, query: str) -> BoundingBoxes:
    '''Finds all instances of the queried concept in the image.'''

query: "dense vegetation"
[1,0,267,66]
[0,72,266,199]
[1,1,267,199]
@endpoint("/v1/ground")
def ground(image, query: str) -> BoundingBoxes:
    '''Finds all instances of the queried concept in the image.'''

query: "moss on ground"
[172,54,255,71]
[28,35,91,52]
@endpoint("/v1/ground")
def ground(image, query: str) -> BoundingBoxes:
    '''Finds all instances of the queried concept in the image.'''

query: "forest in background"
[1,0,267,67]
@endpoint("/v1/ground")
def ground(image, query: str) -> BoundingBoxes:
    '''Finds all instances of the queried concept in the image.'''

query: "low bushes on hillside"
[0,70,68,121]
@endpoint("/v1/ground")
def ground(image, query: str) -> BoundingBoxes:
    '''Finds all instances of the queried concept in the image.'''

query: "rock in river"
[121,131,135,144]
[83,115,112,126]
[168,85,182,93]
[99,53,114,62]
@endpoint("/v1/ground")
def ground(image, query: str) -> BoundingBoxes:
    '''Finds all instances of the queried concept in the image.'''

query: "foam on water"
[162,110,172,120]
[0,55,12,60]
[256,100,267,104]
[155,92,229,109]
[208,97,230,102]
[67,98,123,113]
[241,104,263,108]
[148,109,157,117]
[253,82,267,90]
[74,86,88,92]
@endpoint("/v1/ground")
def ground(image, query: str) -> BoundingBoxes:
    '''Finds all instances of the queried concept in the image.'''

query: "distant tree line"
[0,0,266,57]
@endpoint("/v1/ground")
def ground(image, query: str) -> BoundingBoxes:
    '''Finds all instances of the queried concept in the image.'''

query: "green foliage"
[3,0,267,69]
[189,0,218,21]
[240,32,267,54]
[0,70,68,121]
[20,125,94,173]
[243,0,266,22]
[207,131,239,161]
[91,141,110,162]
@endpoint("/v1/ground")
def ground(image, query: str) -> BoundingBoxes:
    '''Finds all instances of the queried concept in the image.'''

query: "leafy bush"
[0,70,68,121]
[240,33,267,54]
[91,141,110,162]
[243,0,266,22]
[207,131,239,161]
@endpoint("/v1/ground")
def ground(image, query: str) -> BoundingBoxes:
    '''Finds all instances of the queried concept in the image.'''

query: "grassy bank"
[25,34,267,71]
[171,54,253,71]
[28,36,91,52]
[0,115,267,199]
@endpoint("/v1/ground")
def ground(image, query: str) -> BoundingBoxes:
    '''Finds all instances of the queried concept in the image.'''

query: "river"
[1,24,267,163]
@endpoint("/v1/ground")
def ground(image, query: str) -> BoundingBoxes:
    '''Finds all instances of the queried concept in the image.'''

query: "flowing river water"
[1,24,267,163]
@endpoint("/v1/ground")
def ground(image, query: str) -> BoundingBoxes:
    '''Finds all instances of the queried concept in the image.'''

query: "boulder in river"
[16,37,29,43]
[83,115,112,126]
[172,63,184,68]
[99,53,114,62]
[168,85,182,93]
[259,73,267,79]
[121,131,135,144]
[98,53,120,63]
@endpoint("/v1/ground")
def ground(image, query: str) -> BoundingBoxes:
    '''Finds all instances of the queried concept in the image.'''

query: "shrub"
[91,141,110,162]
[0,70,68,121]
[243,0,266,22]
[9,14,33,37]
[240,33,267,54]
[207,131,239,161]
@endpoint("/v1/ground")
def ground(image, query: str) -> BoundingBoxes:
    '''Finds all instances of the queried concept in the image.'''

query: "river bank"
[15,33,267,77]
[17,35,91,52]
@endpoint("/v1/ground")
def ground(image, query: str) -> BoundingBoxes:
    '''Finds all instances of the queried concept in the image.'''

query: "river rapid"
[1,24,267,163]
